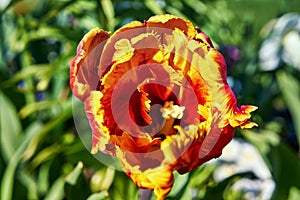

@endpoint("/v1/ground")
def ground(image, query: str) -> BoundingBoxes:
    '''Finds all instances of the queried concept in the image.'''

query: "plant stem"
[138,189,153,200]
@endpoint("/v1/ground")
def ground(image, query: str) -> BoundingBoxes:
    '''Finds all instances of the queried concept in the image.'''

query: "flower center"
[156,101,185,139]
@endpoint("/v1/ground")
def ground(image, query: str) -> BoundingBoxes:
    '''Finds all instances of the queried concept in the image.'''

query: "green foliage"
[1,0,300,200]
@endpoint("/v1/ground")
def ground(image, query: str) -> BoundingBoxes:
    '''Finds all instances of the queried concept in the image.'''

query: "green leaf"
[202,176,233,200]
[64,162,91,200]
[145,0,164,15]
[0,90,23,161]
[100,0,115,31]
[38,161,52,195]
[108,171,139,200]
[22,99,72,161]
[277,71,300,147]
[269,141,300,200]
[165,6,190,22]
[167,172,190,199]
[183,0,207,14]
[19,100,61,118]
[95,167,115,191]
[189,164,217,187]
[65,162,84,185]
[44,176,65,200]
[87,191,109,200]
[0,64,53,89]
[187,164,218,199]
[0,122,40,200]
[29,143,63,169]
[18,170,39,200]
[288,187,300,200]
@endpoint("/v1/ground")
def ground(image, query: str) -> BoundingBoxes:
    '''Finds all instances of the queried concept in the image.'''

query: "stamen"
[160,101,185,119]
[157,101,185,137]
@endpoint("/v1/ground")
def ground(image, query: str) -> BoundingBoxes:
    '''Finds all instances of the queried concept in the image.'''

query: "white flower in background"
[282,30,300,68]
[259,13,300,71]
[0,0,10,10]
[232,178,275,200]
[209,139,275,200]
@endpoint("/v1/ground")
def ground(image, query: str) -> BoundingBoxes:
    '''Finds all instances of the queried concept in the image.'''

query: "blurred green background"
[1,0,300,199]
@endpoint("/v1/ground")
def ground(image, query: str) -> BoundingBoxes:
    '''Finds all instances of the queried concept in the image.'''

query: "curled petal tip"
[91,147,98,154]
[241,105,258,113]
[229,104,258,128]
[240,121,258,129]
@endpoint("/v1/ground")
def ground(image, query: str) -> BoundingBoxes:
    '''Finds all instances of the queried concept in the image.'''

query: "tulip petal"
[125,164,174,200]
[70,28,110,101]
[84,91,112,154]
[147,14,197,38]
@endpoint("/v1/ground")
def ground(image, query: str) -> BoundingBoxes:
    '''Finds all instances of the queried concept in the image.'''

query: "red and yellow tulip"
[70,14,257,199]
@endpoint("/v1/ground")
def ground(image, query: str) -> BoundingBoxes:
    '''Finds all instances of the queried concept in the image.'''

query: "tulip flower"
[70,14,257,199]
